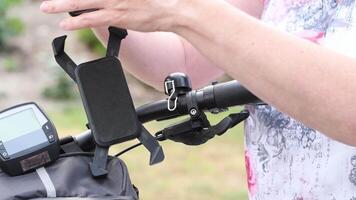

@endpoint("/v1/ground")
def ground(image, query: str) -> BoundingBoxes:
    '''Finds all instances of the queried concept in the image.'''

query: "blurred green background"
[0,1,248,199]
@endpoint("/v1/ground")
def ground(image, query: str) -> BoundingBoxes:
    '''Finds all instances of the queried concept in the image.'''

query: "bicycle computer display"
[0,103,60,176]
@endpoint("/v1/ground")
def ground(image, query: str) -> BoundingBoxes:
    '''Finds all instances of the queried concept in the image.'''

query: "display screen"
[0,108,48,156]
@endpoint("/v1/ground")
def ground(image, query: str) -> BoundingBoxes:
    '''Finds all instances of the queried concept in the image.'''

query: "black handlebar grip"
[212,81,261,108]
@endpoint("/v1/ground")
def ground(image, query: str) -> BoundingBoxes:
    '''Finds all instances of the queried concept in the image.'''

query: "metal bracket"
[165,80,178,112]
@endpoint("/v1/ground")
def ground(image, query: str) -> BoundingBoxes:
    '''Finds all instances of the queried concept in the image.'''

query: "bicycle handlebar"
[137,80,261,123]
[71,80,262,147]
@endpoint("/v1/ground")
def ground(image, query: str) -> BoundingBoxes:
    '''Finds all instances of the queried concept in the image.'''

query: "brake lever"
[209,110,249,136]
[156,113,209,137]
[155,110,250,145]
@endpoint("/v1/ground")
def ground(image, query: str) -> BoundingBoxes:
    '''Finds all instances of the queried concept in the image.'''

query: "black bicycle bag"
[0,153,139,200]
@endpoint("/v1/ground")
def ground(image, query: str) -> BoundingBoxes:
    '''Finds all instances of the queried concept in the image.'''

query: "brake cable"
[115,133,165,157]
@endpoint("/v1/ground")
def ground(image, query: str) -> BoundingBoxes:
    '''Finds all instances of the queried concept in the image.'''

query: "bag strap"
[36,167,57,198]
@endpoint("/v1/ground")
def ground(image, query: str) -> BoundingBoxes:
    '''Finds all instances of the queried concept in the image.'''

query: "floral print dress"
[244,0,356,199]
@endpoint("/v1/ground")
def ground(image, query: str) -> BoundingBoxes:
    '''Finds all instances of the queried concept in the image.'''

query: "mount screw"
[190,108,197,116]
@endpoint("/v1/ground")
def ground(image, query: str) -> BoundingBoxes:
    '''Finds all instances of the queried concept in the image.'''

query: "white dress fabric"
[244,0,356,199]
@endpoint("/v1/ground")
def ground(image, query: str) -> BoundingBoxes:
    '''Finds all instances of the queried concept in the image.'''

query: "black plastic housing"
[0,144,60,176]
[0,103,60,176]
[75,57,141,147]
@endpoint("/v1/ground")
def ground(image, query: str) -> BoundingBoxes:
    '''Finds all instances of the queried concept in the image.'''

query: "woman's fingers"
[40,0,103,13]
[40,0,177,32]
[59,9,116,30]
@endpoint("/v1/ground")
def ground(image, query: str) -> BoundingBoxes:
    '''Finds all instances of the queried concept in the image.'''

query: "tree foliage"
[0,0,24,50]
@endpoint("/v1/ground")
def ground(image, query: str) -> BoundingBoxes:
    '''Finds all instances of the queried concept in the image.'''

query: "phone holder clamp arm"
[52,36,78,82]
[107,27,128,57]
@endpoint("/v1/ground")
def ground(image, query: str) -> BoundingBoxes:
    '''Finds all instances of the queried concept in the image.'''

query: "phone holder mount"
[52,27,164,178]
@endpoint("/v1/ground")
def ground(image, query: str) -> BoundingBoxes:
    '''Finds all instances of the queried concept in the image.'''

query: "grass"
[48,103,248,200]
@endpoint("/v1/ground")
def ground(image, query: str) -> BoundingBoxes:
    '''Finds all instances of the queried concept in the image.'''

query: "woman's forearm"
[174,0,356,145]
[91,0,263,90]
[40,0,261,89]
[93,27,224,90]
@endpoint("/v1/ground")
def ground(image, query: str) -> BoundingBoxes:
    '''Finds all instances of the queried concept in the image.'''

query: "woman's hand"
[40,0,189,32]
